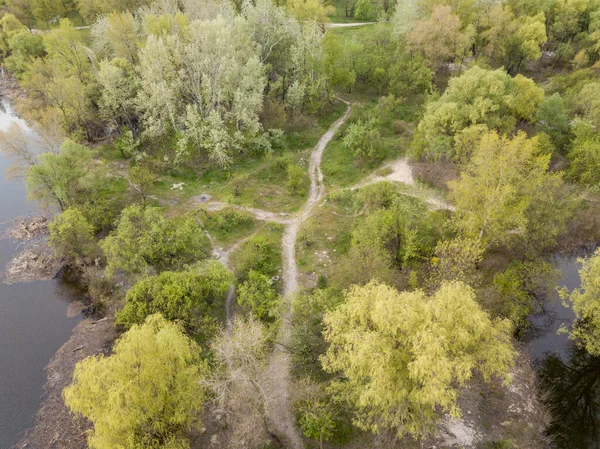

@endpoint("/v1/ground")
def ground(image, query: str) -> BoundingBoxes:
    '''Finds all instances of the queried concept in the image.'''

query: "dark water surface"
[0,102,81,449]
[529,249,600,449]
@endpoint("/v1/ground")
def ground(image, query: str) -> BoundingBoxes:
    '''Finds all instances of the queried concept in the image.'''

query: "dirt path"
[350,157,455,211]
[264,100,352,449]
[326,22,376,28]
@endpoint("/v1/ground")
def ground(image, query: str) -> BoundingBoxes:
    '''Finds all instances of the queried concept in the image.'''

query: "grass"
[296,197,357,283]
[199,207,257,246]
[137,100,348,214]
[230,223,285,281]
[329,0,379,23]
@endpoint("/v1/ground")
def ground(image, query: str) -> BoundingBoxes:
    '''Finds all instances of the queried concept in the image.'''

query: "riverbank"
[17,314,117,449]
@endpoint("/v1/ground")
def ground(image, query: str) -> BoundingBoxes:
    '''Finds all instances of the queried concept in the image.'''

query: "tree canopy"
[102,205,210,276]
[321,281,515,438]
[116,261,233,338]
[63,314,205,449]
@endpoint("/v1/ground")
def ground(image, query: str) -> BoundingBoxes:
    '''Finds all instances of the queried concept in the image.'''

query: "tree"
[63,314,205,449]
[353,0,372,20]
[207,316,279,447]
[342,118,385,163]
[536,92,570,148]
[49,208,97,264]
[321,281,515,439]
[286,164,305,194]
[5,0,37,29]
[42,19,91,82]
[4,30,44,77]
[350,195,436,265]
[572,81,600,128]
[233,234,278,279]
[480,5,547,73]
[237,270,279,322]
[25,139,93,210]
[562,249,600,356]
[102,205,210,276]
[331,244,395,288]
[31,0,67,24]
[429,237,483,289]
[116,261,233,338]
[287,0,334,23]
[449,130,566,250]
[416,66,544,158]
[96,58,139,130]
[391,0,419,37]
[129,165,156,205]
[569,119,600,186]
[406,5,472,69]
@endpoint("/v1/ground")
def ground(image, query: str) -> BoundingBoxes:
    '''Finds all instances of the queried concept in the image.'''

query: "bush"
[204,208,253,236]
[342,118,385,163]
[233,234,278,279]
[49,209,98,265]
[392,120,411,135]
[287,164,306,195]
[237,270,279,322]
[116,261,233,339]
[102,205,210,277]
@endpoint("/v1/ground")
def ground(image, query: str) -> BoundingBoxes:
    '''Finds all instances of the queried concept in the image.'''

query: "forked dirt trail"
[265,100,352,448]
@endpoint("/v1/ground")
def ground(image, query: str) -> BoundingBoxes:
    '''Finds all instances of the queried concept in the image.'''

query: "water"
[0,101,82,448]
[528,248,600,449]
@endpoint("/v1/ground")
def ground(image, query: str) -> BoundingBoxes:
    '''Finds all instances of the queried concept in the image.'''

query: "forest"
[1,0,600,448]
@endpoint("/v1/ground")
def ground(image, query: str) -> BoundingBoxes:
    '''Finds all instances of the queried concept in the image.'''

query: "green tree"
[63,314,205,449]
[449,130,567,250]
[287,0,334,23]
[102,205,210,276]
[480,5,547,73]
[4,30,45,77]
[25,139,93,211]
[233,233,278,279]
[287,164,305,194]
[129,165,156,205]
[569,119,600,186]
[562,248,600,356]
[536,92,570,148]
[342,118,385,163]
[429,237,483,288]
[237,269,279,322]
[116,261,233,338]
[49,208,97,264]
[353,0,372,20]
[321,281,515,439]
[416,66,544,158]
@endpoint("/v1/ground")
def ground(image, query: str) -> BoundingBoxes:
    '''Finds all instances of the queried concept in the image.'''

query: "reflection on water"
[0,99,82,448]
[528,247,600,448]
[538,346,600,449]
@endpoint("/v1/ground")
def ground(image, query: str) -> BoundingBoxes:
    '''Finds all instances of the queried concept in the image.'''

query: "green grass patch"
[230,223,284,282]
[200,207,256,246]
[144,100,347,213]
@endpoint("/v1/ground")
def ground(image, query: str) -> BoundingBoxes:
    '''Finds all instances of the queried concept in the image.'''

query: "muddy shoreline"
[17,315,117,449]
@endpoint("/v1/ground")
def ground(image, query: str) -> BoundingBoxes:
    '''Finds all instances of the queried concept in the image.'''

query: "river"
[528,248,600,449]
[0,101,82,449]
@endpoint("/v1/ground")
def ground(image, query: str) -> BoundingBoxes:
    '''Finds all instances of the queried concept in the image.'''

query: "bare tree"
[206,317,283,448]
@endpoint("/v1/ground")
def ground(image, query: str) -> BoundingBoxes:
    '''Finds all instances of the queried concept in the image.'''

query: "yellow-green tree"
[562,248,600,356]
[449,130,568,251]
[287,0,334,23]
[63,314,206,449]
[321,281,515,439]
